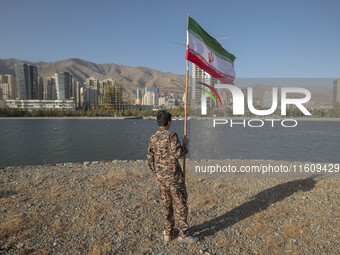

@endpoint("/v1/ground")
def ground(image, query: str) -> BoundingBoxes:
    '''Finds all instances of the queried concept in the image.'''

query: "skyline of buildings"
[0,63,338,111]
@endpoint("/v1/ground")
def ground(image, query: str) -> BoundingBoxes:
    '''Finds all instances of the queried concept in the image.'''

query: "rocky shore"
[1,160,339,254]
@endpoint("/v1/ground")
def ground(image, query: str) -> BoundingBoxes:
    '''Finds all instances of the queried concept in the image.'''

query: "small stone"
[200,248,209,254]
[16,243,24,249]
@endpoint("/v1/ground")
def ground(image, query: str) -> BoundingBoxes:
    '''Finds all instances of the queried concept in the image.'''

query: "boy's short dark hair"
[157,110,172,126]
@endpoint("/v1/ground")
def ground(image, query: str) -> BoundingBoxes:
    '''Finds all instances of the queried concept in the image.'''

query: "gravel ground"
[0,160,339,255]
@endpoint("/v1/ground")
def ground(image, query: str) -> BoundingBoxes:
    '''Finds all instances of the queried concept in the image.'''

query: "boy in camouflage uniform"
[147,110,198,243]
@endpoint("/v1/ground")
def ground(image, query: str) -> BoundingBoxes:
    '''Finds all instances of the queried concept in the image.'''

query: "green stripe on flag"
[187,16,236,63]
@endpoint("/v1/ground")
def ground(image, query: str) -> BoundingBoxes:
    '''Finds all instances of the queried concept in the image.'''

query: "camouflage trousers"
[157,181,189,237]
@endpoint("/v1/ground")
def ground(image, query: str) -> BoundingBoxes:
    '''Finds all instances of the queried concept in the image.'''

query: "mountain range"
[0,58,333,104]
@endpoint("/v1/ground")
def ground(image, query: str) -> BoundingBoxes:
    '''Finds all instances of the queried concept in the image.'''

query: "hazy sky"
[1,0,339,78]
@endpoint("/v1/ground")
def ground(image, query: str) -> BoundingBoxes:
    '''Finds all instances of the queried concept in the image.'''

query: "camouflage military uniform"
[147,126,189,237]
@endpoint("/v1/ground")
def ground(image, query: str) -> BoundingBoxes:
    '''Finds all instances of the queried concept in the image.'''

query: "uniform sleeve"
[147,139,156,173]
[169,132,188,159]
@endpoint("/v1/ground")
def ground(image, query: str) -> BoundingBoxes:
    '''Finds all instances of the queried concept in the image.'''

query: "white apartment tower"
[333,78,340,106]
[191,63,218,109]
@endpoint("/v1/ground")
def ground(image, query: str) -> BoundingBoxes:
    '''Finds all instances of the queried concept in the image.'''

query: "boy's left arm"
[170,132,188,159]
[147,139,156,174]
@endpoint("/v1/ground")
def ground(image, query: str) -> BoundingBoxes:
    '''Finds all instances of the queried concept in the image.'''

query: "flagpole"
[183,58,189,178]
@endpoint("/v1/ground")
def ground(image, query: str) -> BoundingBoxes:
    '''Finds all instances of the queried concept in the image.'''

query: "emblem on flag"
[208,52,214,63]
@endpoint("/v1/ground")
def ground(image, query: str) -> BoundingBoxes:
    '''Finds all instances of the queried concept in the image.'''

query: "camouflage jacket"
[147,126,188,184]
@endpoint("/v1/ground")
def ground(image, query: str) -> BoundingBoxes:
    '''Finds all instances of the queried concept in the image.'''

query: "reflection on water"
[0,119,339,167]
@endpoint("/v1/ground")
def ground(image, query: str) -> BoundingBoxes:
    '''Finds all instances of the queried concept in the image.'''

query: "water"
[189,120,340,163]
[0,119,339,167]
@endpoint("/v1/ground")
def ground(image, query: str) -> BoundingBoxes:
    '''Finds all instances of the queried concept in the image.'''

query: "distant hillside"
[0,58,186,101]
[0,58,333,104]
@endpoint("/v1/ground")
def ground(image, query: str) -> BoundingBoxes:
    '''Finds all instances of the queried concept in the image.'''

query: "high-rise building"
[142,87,159,106]
[55,72,72,100]
[0,74,17,99]
[191,63,217,108]
[99,79,114,96]
[333,78,340,106]
[134,89,142,105]
[142,92,158,106]
[36,76,44,100]
[85,86,98,108]
[80,87,86,108]
[159,94,176,107]
[84,77,100,108]
[47,77,57,100]
[72,79,81,108]
[86,77,100,88]
[14,64,38,100]
[97,82,123,110]
[136,89,142,99]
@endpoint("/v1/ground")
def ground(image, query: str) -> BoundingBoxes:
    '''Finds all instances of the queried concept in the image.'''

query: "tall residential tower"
[191,63,218,109]
[14,63,38,100]
[333,78,340,106]
[55,72,72,100]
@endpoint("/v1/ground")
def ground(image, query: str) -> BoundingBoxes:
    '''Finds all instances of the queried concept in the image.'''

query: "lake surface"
[0,119,339,167]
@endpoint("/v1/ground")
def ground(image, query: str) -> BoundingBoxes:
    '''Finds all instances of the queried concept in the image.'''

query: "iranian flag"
[186,15,236,84]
